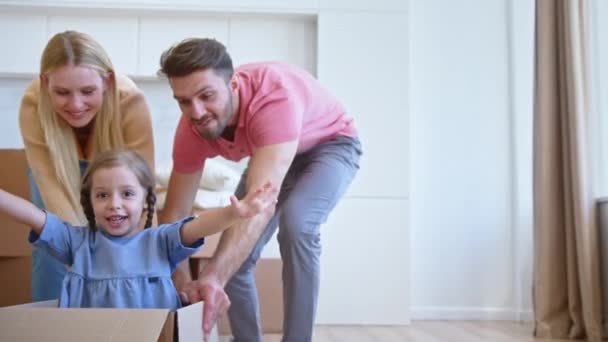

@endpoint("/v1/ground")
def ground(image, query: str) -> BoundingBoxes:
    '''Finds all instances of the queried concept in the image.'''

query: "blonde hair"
[80,149,156,231]
[38,31,124,222]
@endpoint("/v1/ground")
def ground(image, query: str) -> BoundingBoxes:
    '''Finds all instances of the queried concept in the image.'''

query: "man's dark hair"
[158,38,234,82]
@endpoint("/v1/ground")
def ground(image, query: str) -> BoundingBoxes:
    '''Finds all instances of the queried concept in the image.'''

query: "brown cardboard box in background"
[193,256,284,335]
[0,149,32,256]
[185,212,285,335]
[0,300,219,342]
[0,149,32,307]
[0,257,31,307]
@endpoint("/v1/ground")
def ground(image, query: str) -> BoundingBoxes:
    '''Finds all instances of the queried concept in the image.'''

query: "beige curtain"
[533,0,603,340]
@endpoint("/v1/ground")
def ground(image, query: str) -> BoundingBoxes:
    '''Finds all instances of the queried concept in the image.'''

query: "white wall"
[409,0,534,320]
[592,0,608,197]
[509,0,534,321]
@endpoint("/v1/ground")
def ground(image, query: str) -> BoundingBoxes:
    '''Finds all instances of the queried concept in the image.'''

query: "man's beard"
[195,97,234,140]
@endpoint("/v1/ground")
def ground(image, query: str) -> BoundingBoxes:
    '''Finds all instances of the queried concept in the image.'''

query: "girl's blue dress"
[29,212,204,310]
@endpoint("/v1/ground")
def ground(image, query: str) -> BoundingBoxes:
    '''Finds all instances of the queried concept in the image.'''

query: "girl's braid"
[80,188,97,230]
[144,187,156,228]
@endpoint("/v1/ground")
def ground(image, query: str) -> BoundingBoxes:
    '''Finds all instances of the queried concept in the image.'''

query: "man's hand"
[180,274,231,340]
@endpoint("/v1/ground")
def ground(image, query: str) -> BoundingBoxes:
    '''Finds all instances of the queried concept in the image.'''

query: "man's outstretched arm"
[180,140,297,338]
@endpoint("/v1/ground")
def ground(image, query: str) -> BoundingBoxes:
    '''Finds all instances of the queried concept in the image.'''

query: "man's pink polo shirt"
[172,62,358,173]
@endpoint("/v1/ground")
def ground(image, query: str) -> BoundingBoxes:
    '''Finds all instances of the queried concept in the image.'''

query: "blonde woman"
[19,31,155,301]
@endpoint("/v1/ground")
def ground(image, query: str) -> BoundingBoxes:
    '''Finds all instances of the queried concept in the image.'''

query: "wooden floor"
[221,321,570,342]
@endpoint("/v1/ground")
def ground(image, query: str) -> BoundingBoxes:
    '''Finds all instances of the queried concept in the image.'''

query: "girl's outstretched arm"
[0,189,46,234]
[180,182,277,246]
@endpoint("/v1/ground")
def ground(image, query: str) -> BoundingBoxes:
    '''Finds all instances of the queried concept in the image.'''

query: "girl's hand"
[229,182,278,219]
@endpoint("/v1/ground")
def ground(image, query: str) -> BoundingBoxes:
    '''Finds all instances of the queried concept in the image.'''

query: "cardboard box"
[156,186,287,335]
[163,207,285,335]
[0,149,33,306]
[0,300,219,342]
[0,256,31,307]
[0,149,32,256]
[194,257,284,335]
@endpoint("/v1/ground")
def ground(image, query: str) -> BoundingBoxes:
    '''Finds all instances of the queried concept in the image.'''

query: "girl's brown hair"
[80,149,156,230]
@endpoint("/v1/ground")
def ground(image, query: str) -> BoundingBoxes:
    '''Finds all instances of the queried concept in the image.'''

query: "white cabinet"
[47,15,139,75]
[318,11,409,198]
[2,0,320,12]
[0,9,316,78]
[229,16,316,74]
[138,16,229,76]
[317,198,409,324]
[319,0,407,11]
[315,11,409,325]
[0,14,46,74]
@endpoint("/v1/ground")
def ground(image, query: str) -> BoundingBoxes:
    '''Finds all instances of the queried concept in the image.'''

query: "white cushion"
[155,157,241,192]
[155,188,234,210]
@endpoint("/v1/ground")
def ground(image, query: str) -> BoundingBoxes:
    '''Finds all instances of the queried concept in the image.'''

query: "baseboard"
[518,310,533,322]
[411,307,534,322]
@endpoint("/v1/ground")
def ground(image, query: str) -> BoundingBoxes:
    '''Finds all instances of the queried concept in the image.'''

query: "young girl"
[0,149,276,310]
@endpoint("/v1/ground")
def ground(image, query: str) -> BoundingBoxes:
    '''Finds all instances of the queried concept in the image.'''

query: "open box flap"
[177,301,204,342]
[176,301,219,342]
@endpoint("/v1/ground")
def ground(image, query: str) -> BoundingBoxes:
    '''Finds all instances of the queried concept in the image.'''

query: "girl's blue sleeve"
[156,216,205,270]
[28,212,86,265]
